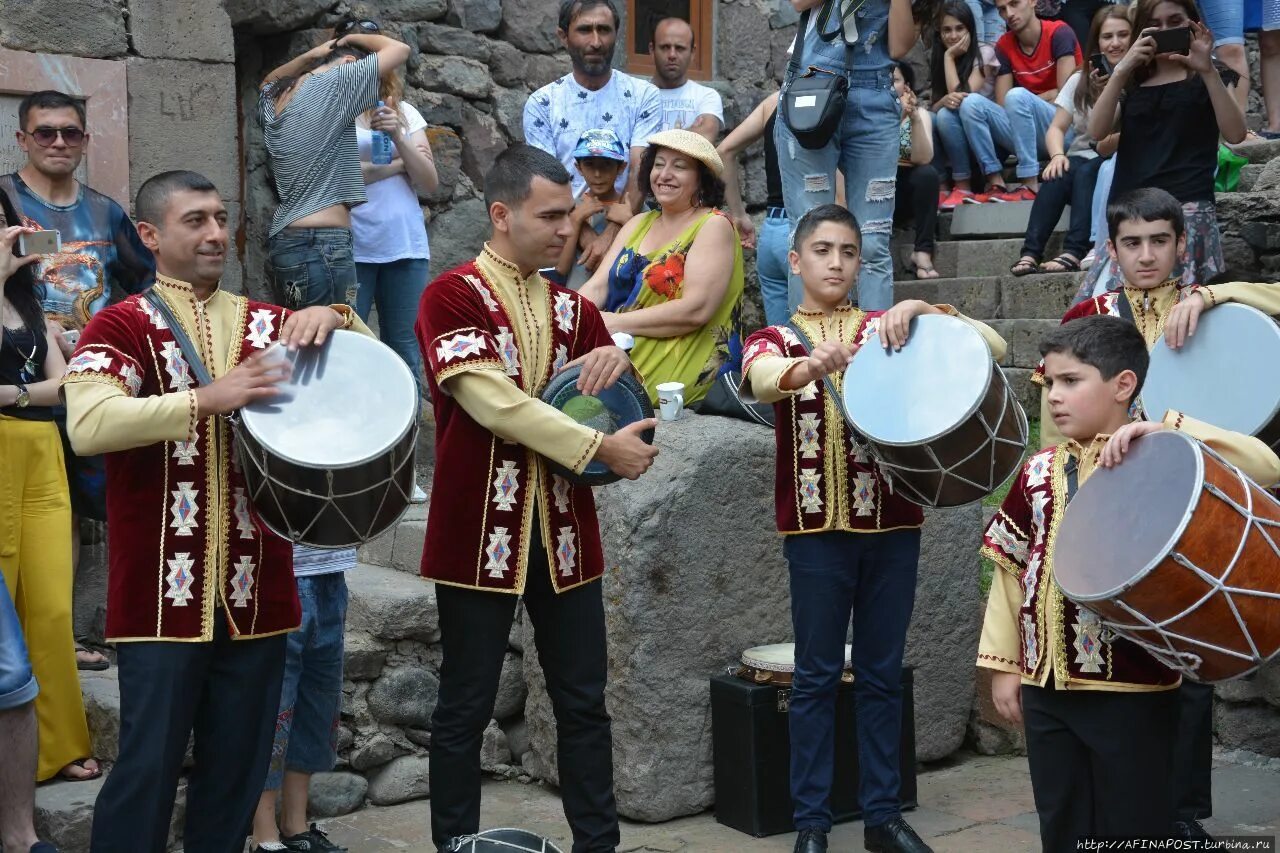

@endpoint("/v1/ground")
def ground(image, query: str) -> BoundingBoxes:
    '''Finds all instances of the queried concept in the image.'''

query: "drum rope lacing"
[1087,444,1280,680]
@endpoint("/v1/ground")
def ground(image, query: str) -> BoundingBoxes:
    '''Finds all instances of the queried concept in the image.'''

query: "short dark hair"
[18,90,86,131]
[893,60,917,93]
[483,144,571,211]
[791,204,861,252]
[1039,315,1150,401]
[1106,187,1185,242]
[558,0,620,32]
[135,170,219,225]
[636,144,726,209]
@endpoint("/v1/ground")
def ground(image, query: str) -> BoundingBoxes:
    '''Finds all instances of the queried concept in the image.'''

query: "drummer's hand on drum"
[990,672,1023,725]
[877,299,938,351]
[562,345,631,396]
[279,306,345,351]
[1099,420,1164,468]
[1164,291,1207,350]
[593,418,659,479]
[194,349,292,417]
[786,341,858,390]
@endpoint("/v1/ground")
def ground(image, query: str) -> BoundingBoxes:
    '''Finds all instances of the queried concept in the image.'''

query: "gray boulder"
[481,719,513,771]
[345,563,439,643]
[367,666,440,728]
[368,754,432,805]
[350,732,408,771]
[81,670,120,763]
[493,652,528,721]
[308,771,369,817]
[344,632,389,681]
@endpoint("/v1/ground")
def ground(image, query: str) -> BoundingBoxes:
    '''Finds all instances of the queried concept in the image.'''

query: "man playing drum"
[62,171,371,853]
[1033,187,1280,839]
[981,316,1280,851]
[739,204,1007,853]
[413,144,657,853]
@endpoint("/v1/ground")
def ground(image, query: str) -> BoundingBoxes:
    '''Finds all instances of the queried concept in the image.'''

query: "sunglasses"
[335,19,380,34]
[27,126,86,147]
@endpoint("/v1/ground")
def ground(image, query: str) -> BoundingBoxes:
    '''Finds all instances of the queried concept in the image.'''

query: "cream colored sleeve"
[64,382,196,455]
[1163,410,1280,488]
[935,304,1008,362]
[976,566,1024,675]
[1202,281,1280,317]
[448,369,605,476]
[742,353,809,404]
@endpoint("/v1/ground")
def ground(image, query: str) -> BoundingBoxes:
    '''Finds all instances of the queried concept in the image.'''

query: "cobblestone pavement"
[315,751,1280,852]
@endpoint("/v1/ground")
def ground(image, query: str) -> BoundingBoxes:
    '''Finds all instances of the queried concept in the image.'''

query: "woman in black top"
[1082,0,1245,295]
[0,187,99,783]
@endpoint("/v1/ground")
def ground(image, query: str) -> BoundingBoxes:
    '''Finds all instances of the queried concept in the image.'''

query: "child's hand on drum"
[1100,420,1164,468]
[990,671,1023,725]
[878,299,941,351]
[1164,290,1209,350]
[787,340,858,390]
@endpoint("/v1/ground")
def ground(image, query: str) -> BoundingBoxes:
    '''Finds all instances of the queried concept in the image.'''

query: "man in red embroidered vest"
[62,171,367,853]
[415,145,657,852]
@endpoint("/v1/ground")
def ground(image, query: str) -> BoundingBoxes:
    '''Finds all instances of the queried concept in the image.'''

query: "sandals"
[58,758,102,781]
[1039,254,1082,273]
[76,645,109,671]
[1010,256,1039,277]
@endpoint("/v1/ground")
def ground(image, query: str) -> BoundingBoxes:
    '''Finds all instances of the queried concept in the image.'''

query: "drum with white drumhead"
[1142,303,1280,450]
[236,330,418,549]
[736,643,853,686]
[840,314,1027,508]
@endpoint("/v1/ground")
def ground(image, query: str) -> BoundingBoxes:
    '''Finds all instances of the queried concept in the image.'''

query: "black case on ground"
[710,667,918,837]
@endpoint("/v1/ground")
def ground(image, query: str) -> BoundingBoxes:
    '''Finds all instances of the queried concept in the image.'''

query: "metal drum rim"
[238,330,419,470]
[741,642,852,672]
[542,367,655,486]
[1055,430,1204,602]
[841,316,997,446]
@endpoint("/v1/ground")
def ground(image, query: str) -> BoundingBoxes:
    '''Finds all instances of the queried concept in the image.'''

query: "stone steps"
[892,236,1068,282]
[892,271,1083,321]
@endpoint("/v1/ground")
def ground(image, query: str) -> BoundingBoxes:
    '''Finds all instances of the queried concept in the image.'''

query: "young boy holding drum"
[1033,187,1280,838]
[981,315,1280,851]
[740,204,1006,853]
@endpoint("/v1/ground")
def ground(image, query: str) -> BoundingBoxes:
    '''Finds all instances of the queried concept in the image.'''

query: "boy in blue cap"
[554,128,629,289]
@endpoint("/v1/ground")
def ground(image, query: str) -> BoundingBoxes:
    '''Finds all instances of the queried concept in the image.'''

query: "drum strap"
[142,286,217,388]
[1065,457,1080,502]
[1113,290,1136,324]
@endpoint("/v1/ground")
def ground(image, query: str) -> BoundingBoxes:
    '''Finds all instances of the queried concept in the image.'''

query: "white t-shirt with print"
[523,70,663,196]
[351,101,431,264]
[653,79,724,132]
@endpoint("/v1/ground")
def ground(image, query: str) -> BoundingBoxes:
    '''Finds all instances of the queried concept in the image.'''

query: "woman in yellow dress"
[580,129,744,406]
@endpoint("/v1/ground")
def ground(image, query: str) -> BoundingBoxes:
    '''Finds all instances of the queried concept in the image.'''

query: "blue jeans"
[263,572,348,790]
[268,227,357,310]
[356,258,430,395]
[959,89,1065,180]
[1091,155,1117,246]
[0,577,36,710]
[933,106,975,182]
[784,528,922,830]
[776,71,902,311]
[965,0,1006,43]
[1198,0,1245,45]
[757,210,793,326]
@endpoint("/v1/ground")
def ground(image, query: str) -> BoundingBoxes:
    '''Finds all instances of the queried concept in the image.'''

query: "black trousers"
[1173,679,1215,821]
[430,532,618,853]
[1022,682,1178,853]
[1021,154,1103,262]
[90,616,287,853]
[894,163,940,255]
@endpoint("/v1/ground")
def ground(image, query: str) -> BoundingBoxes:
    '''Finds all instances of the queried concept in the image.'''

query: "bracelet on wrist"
[1051,152,1066,160]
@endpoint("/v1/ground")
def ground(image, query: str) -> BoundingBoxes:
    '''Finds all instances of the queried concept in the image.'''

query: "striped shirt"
[260,54,380,238]
[292,544,357,577]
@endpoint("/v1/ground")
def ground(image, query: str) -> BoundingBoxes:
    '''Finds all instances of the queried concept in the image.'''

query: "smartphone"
[1090,53,1112,75]
[18,229,60,255]
[62,328,80,346]
[1150,26,1191,56]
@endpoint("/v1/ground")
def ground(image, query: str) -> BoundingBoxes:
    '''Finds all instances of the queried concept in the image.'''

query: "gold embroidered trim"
[434,359,506,387]
[474,437,498,588]
[993,508,1029,544]
[1046,446,1069,686]
[155,273,196,293]
[570,431,602,475]
[185,390,198,441]
[481,243,523,277]
[61,372,131,395]
[980,544,1023,579]
[978,652,1019,667]
[149,334,170,639]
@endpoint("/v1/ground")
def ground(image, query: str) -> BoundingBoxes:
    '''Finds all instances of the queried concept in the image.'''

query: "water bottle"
[371,100,394,165]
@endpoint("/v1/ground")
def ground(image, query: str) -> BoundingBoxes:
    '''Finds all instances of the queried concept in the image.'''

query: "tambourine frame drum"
[735,642,853,686]
[1055,430,1280,682]
[1142,303,1280,451]
[236,330,419,549]
[840,314,1028,508]
[539,366,655,487]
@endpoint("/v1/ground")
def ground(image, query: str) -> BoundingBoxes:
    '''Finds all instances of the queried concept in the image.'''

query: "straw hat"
[646,128,724,178]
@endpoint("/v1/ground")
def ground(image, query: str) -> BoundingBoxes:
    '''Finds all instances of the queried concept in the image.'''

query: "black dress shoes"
[864,816,933,853]
[793,827,829,853]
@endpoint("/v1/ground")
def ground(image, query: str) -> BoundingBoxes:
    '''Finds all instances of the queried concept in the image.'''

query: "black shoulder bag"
[781,2,849,150]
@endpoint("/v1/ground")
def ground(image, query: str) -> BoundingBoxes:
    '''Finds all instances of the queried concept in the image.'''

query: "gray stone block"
[987,319,1059,369]
[73,521,108,643]
[525,54,572,89]
[367,665,440,727]
[716,0,776,86]
[1002,367,1038,418]
[459,103,506,184]
[81,669,120,763]
[224,0,333,33]
[1229,138,1280,165]
[1216,701,1280,757]
[447,0,501,33]
[126,59,239,204]
[429,197,490,275]
[501,0,561,54]
[308,771,368,817]
[488,39,532,89]
[424,127,464,205]
[410,54,493,99]
[377,0,448,21]
[893,277,1001,320]
[417,22,491,61]
[344,632,389,681]
[950,200,1067,238]
[129,0,235,62]
[367,754,432,805]
[350,732,408,771]
[1239,163,1266,192]
[491,85,527,141]
[523,413,983,821]
[999,273,1083,320]
[493,651,528,721]
[36,776,185,850]
[502,716,530,759]
[0,0,127,57]
[346,562,439,642]
[481,719,513,770]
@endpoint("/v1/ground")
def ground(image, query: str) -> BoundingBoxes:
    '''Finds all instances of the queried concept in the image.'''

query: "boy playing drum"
[981,315,1280,850]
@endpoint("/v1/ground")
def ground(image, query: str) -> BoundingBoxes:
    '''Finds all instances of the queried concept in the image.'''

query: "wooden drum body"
[1055,430,1280,682]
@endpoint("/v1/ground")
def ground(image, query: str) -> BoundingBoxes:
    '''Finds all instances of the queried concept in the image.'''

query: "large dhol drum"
[1055,430,1280,682]
[446,829,564,852]
[736,642,853,686]
[237,330,418,548]
[840,314,1027,507]
[1142,303,1280,450]
[539,364,654,486]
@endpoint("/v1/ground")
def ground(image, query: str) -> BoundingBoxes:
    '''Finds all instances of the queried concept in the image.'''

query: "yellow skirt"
[0,415,92,780]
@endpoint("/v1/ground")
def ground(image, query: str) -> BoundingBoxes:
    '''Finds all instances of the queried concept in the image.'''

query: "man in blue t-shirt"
[523,0,661,274]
